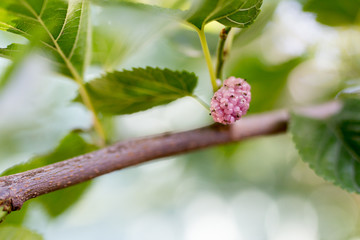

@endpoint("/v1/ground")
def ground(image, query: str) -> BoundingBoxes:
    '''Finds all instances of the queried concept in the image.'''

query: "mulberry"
[210,77,251,124]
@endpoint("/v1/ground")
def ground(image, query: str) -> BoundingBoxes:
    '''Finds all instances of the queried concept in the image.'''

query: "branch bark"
[0,101,341,214]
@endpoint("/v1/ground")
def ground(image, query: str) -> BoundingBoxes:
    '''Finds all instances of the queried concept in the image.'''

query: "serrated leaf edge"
[289,111,360,193]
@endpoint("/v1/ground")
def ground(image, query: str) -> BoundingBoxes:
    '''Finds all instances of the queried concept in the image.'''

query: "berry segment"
[210,77,251,124]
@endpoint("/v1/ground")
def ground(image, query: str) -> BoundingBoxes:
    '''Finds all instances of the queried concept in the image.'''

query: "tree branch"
[0,101,341,215]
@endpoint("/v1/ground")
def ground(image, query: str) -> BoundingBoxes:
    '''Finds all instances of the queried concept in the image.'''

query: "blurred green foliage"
[291,99,360,193]
[0,0,360,239]
[229,55,304,113]
[0,225,42,240]
[1,133,97,222]
[303,0,360,26]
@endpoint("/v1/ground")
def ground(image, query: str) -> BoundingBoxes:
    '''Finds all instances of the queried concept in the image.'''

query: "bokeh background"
[1,0,360,239]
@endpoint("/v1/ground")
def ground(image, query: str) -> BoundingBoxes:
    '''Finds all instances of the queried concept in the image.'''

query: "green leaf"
[217,0,263,28]
[91,0,183,16]
[0,0,91,78]
[83,67,198,115]
[185,0,263,30]
[2,133,98,217]
[0,42,39,93]
[0,43,25,59]
[0,226,43,240]
[290,99,360,193]
[39,181,92,217]
[91,27,128,70]
[232,0,277,46]
[0,207,8,223]
[93,0,263,30]
[303,0,360,26]
[90,1,185,70]
[0,206,28,225]
[2,133,97,176]
[0,44,27,92]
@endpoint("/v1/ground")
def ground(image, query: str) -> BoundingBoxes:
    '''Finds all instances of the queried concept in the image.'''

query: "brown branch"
[0,101,341,214]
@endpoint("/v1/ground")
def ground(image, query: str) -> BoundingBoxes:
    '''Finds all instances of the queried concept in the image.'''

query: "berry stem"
[191,94,210,110]
[216,27,232,80]
[196,28,218,92]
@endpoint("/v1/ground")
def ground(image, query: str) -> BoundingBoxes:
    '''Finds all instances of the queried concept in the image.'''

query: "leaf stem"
[192,94,210,110]
[51,35,106,146]
[215,27,231,80]
[196,28,218,92]
[21,0,106,146]
[77,81,106,146]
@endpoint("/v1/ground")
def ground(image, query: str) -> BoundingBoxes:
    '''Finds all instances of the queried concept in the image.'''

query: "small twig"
[0,101,342,217]
[216,27,232,80]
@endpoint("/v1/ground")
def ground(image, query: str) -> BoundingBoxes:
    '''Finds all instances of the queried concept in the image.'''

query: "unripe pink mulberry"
[210,77,251,124]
